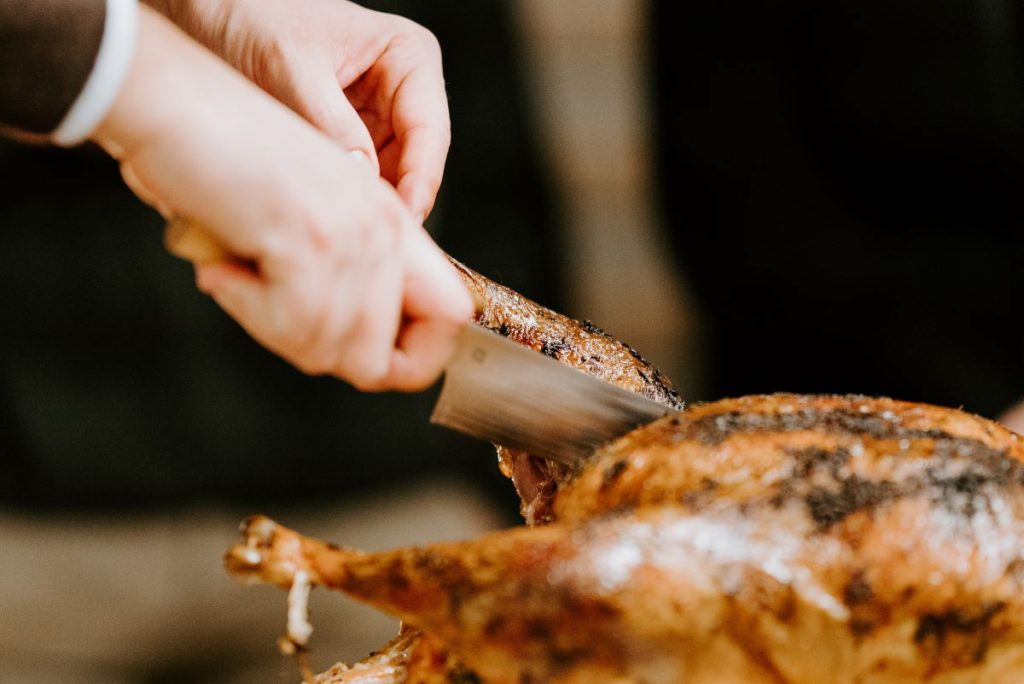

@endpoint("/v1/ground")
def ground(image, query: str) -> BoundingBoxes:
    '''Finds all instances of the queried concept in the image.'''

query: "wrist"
[93,5,231,157]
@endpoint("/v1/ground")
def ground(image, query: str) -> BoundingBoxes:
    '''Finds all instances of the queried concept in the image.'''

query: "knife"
[164,217,673,466]
[430,323,672,467]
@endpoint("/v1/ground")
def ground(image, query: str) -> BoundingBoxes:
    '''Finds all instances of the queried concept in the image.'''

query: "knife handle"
[164,217,231,265]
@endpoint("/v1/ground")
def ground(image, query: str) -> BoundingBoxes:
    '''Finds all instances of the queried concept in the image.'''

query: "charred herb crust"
[683,407,1024,530]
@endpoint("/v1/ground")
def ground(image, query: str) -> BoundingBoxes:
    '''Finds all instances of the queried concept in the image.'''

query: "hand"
[150,0,450,220]
[95,7,472,391]
[999,399,1024,435]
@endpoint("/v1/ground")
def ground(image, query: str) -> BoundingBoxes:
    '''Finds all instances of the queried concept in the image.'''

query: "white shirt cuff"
[51,0,138,146]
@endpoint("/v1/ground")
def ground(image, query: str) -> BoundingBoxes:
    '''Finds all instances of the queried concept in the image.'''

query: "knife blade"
[431,324,674,467]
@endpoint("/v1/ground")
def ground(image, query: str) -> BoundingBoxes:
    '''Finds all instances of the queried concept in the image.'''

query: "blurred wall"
[650,0,1024,417]
[512,0,703,398]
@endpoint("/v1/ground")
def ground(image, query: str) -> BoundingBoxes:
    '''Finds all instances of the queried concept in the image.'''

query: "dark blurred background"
[3,0,1024,681]
[652,0,1024,417]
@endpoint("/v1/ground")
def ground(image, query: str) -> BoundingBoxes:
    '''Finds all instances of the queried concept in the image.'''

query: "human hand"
[999,399,1024,435]
[150,0,450,220]
[95,7,472,390]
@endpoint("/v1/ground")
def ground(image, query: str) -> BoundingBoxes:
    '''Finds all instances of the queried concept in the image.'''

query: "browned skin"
[228,394,1024,683]
[450,259,681,409]
[450,259,683,525]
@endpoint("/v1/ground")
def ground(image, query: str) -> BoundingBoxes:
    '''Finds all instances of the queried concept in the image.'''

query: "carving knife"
[164,218,672,466]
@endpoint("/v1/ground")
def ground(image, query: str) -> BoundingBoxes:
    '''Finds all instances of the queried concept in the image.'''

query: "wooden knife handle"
[164,217,230,265]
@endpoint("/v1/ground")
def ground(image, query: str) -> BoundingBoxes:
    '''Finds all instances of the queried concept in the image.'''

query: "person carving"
[0,0,473,391]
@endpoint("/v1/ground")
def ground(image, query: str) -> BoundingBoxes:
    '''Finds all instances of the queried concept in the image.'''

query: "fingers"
[393,119,450,220]
[402,227,476,325]
[277,59,381,172]
[383,228,474,391]
[199,255,403,391]
[999,399,1024,434]
[197,228,471,393]
[382,35,451,219]
[328,260,405,392]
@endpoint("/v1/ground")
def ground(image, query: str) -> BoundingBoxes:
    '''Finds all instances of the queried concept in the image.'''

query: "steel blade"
[431,324,673,467]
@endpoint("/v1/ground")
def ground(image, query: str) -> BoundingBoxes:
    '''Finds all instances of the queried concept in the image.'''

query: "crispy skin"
[451,259,683,525]
[450,259,681,409]
[553,393,1024,522]
[228,395,1024,683]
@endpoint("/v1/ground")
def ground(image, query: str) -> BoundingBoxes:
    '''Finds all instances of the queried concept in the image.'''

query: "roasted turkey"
[225,264,1024,683]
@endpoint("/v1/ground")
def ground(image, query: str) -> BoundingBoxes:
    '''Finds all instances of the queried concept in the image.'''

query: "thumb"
[383,229,474,391]
[999,398,1024,434]
[277,62,380,171]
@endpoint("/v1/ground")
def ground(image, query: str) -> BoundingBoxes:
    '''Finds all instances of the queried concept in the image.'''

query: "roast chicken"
[225,264,1024,683]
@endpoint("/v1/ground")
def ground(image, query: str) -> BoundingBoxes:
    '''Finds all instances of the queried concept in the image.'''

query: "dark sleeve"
[0,0,107,135]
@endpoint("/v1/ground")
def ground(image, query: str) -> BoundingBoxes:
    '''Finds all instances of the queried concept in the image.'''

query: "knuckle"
[417,27,442,55]
[264,206,337,263]
[391,18,441,55]
[356,201,404,257]
[304,217,336,256]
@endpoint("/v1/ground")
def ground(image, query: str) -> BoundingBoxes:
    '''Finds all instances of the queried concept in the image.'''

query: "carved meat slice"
[228,395,1024,683]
